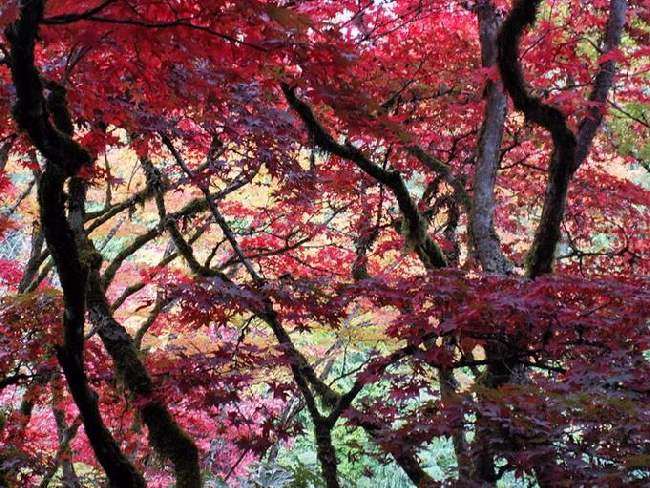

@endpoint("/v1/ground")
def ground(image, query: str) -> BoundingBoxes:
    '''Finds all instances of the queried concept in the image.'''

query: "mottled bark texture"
[7,1,202,486]
[66,143,201,488]
[470,1,511,275]
[6,1,146,485]
[17,220,44,293]
[498,0,577,277]
[313,422,340,488]
[467,2,515,482]
[87,275,202,487]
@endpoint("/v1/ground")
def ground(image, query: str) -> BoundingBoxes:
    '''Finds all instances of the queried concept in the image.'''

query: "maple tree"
[0,0,648,486]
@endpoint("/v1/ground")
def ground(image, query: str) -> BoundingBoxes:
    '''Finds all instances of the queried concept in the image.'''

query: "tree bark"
[497,0,627,278]
[40,374,82,488]
[18,219,44,293]
[486,1,629,484]
[5,2,146,485]
[470,1,511,275]
[283,84,447,269]
[67,170,201,487]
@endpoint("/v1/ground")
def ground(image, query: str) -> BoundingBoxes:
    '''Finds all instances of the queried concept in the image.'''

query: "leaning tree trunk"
[5,2,146,485]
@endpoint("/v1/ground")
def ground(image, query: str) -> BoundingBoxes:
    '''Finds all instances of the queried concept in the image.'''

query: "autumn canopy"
[0,0,648,486]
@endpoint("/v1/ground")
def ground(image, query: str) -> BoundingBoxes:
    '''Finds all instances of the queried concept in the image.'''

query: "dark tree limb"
[66,170,201,487]
[8,3,203,484]
[575,0,628,166]
[39,375,82,488]
[497,0,577,278]
[498,0,627,278]
[86,269,202,488]
[282,84,447,270]
[18,220,45,293]
[149,135,437,486]
[50,73,202,485]
[42,0,118,25]
[159,133,262,282]
[5,2,145,485]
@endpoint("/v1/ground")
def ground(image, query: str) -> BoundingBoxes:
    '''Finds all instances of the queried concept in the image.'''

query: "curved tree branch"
[498,0,627,278]
[282,84,447,270]
[497,0,577,278]
[5,1,145,485]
